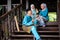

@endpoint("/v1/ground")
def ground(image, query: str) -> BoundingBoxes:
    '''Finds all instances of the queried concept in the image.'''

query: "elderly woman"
[39,3,49,27]
[39,3,49,21]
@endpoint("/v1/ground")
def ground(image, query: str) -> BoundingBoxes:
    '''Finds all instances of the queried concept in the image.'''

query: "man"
[22,9,41,40]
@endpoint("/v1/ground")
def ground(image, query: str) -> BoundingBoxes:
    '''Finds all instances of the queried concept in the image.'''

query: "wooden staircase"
[10,22,59,40]
[0,4,59,40]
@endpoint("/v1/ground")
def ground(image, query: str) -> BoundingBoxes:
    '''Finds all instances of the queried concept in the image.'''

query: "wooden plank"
[14,16,20,32]
[11,35,59,38]
[19,22,58,26]
[14,31,59,33]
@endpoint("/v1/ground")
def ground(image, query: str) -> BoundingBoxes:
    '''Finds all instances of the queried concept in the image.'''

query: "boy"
[22,9,41,40]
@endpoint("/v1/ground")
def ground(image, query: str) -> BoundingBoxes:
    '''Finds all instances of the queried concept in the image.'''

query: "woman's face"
[40,4,45,10]
[31,6,35,9]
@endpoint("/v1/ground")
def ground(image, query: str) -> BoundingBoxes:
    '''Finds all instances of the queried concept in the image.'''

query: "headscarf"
[30,4,35,11]
[41,3,47,8]
[41,3,47,11]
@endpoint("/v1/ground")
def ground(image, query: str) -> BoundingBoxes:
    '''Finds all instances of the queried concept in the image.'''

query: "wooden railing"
[0,4,22,40]
[0,4,20,16]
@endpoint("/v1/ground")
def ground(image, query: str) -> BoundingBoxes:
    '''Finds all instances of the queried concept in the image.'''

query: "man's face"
[40,4,45,10]
[28,10,32,16]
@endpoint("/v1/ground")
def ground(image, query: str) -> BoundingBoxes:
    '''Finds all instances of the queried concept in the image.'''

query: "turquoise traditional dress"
[39,8,49,21]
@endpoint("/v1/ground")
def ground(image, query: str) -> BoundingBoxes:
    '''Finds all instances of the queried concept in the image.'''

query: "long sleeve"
[22,16,33,26]
[42,9,48,17]
[39,8,49,20]
[40,9,48,17]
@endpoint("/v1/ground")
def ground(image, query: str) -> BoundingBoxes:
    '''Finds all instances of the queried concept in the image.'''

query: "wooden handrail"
[0,4,22,19]
[0,4,20,6]
[14,16,20,32]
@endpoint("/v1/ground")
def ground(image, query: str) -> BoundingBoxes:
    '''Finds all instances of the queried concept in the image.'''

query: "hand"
[32,20,34,22]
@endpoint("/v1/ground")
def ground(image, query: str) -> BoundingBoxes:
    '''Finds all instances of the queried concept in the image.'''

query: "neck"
[31,9,35,11]
[27,14,31,16]
[42,8,46,11]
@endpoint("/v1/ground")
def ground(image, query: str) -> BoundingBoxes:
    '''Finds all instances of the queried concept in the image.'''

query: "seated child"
[22,9,41,40]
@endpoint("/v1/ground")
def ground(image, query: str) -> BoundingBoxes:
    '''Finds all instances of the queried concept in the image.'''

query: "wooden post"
[20,0,22,23]
[14,16,20,32]
[26,0,29,9]
[57,0,60,39]
[7,0,11,11]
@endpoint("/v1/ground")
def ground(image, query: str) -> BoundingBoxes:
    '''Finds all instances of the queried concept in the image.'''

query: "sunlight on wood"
[14,16,20,32]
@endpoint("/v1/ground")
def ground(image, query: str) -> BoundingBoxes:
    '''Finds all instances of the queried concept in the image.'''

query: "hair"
[41,3,47,8]
[30,4,35,10]
[26,9,31,12]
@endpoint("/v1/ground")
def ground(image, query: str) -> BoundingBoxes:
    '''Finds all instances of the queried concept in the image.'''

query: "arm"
[41,9,48,17]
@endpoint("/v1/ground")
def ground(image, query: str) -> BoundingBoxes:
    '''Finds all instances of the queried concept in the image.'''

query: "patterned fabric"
[22,26,31,33]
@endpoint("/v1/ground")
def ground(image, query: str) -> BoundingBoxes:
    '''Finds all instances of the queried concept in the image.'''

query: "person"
[30,4,39,25]
[30,4,46,27]
[22,9,41,40]
[39,3,49,26]
[30,4,37,19]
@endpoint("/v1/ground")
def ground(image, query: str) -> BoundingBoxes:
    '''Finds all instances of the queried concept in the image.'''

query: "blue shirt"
[22,15,33,26]
[39,8,49,20]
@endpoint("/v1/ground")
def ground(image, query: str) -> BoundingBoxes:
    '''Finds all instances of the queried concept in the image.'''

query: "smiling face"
[31,4,35,10]
[31,5,35,9]
[28,10,32,16]
[40,4,45,10]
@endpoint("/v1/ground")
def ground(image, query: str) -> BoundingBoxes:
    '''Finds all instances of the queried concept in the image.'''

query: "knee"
[31,26,36,30]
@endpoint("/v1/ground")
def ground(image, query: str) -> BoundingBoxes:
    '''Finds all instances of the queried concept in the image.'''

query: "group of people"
[22,3,49,40]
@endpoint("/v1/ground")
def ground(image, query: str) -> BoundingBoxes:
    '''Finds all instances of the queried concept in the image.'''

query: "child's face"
[40,4,45,10]
[28,10,32,16]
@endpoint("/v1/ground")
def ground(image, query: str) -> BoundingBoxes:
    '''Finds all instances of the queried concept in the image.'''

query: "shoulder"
[46,8,48,11]
[24,15,28,18]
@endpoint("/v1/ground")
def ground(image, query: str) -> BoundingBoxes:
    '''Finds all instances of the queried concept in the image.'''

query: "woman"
[39,3,49,27]
[30,4,39,25]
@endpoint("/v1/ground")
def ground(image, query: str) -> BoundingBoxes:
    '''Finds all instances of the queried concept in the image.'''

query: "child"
[22,9,41,40]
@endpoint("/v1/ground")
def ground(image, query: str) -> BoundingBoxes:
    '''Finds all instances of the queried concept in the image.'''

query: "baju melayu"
[22,15,41,40]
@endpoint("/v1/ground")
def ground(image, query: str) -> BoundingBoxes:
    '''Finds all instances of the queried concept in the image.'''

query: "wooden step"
[11,35,59,38]
[19,22,58,25]
[14,31,59,33]
[37,27,59,31]
[19,27,59,31]
[46,22,58,25]
[13,31,59,35]
[19,22,58,27]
